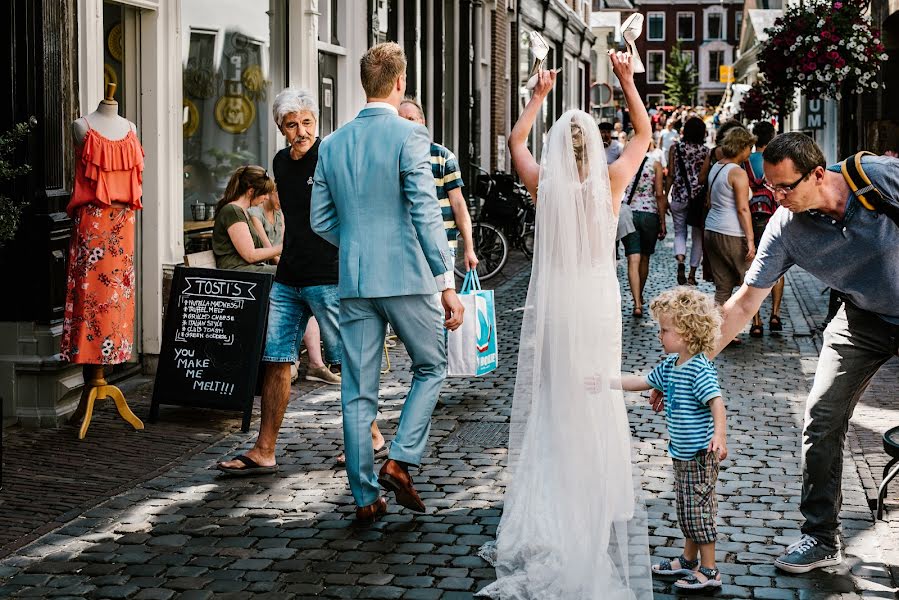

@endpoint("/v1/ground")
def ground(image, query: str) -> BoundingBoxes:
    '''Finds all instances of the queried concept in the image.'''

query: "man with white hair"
[217,88,388,475]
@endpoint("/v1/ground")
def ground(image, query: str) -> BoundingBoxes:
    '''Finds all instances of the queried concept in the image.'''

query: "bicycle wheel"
[520,225,535,258]
[454,222,508,280]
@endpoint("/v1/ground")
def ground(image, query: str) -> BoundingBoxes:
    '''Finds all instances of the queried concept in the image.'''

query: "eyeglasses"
[763,169,813,195]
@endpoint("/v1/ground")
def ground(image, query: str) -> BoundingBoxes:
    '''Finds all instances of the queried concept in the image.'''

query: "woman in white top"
[620,138,666,317]
[703,127,757,307]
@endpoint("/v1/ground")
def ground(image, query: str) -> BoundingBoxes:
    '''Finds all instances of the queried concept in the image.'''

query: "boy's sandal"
[652,555,699,576]
[769,314,783,331]
[674,566,722,590]
[750,324,764,338]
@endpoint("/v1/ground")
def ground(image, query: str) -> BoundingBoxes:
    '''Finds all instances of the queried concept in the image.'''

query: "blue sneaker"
[774,535,842,574]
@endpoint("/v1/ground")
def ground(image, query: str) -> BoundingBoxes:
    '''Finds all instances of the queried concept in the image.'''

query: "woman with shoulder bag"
[665,117,709,285]
[703,127,757,319]
[621,137,666,317]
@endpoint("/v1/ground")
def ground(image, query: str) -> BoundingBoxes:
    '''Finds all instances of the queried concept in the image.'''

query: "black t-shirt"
[273,140,339,287]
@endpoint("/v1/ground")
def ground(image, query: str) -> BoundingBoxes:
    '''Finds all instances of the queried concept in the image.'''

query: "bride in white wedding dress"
[476,52,655,600]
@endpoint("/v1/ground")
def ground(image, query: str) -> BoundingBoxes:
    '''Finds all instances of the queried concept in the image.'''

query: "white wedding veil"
[479,110,652,600]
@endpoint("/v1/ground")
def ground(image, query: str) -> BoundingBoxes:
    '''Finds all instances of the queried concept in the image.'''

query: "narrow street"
[0,230,897,599]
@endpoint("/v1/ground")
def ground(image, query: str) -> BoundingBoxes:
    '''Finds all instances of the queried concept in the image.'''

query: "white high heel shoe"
[620,13,645,74]
[525,31,558,90]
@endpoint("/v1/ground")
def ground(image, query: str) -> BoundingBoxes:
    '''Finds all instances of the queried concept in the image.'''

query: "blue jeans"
[262,282,342,365]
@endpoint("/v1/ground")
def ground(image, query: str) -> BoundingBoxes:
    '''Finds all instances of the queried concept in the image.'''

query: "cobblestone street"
[0,230,897,599]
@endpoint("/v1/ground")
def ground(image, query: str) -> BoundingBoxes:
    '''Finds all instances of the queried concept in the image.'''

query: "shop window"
[647,13,665,41]
[677,13,694,41]
[647,50,665,84]
[181,1,280,235]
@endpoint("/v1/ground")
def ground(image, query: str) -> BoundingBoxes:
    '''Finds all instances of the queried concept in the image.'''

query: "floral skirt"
[60,204,136,365]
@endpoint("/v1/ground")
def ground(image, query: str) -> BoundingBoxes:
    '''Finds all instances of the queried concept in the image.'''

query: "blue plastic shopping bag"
[447,271,498,376]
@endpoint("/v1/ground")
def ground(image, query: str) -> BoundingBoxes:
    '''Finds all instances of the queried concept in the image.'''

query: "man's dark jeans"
[800,302,899,546]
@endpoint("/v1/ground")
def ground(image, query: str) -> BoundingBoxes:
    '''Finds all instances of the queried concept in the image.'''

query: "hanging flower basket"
[758,0,888,101]
[740,80,787,120]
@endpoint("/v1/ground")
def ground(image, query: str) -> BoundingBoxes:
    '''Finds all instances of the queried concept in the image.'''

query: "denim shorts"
[632,210,661,255]
[262,282,342,365]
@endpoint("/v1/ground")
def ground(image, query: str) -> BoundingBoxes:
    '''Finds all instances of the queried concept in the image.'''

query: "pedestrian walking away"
[311,42,464,524]
[665,116,709,286]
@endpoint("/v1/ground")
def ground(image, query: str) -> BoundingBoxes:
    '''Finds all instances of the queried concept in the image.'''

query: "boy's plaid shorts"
[673,450,720,544]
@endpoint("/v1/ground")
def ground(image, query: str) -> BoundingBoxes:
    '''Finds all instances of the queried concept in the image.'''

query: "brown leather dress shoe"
[354,497,388,525]
[378,459,426,513]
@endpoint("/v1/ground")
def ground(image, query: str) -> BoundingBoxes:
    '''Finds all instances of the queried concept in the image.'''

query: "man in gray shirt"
[599,122,623,165]
[655,133,899,574]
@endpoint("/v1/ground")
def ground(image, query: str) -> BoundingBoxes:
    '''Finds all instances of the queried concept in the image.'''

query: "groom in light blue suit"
[311,42,465,523]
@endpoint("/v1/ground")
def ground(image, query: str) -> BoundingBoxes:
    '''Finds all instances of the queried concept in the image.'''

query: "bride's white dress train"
[476,110,653,600]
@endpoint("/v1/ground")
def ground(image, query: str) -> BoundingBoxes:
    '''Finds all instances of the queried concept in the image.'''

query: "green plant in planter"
[0,118,37,245]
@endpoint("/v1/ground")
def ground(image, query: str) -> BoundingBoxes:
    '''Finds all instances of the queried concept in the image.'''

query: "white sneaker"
[306,365,341,385]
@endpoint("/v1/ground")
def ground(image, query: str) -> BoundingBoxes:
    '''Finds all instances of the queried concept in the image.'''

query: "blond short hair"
[719,127,757,159]
[650,287,722,356]
[361,42,406,98]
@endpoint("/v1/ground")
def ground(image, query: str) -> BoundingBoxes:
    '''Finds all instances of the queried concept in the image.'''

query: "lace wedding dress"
[476,110,653,600]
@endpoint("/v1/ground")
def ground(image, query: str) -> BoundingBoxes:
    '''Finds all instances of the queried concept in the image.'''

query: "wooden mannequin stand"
[77,366,144,440]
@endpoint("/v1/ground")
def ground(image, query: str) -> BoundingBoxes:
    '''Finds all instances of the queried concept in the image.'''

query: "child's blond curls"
[649,287,722,356]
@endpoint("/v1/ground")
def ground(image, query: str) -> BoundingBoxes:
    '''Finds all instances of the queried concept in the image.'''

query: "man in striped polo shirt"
[399,98,478,273]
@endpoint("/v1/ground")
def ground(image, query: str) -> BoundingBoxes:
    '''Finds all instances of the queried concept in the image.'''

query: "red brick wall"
[491,0,508,171]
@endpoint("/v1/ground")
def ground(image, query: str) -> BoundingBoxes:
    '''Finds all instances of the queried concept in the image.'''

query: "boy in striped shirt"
[621,287,728,591]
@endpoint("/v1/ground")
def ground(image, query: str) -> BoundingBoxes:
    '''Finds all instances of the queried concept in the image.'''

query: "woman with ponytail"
[212,165,282,272]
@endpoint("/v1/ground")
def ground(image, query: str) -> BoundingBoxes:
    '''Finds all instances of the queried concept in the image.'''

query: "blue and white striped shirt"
[647,353,722,460]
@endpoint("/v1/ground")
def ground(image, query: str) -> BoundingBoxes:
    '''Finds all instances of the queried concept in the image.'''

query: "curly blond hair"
[650,287,722,356]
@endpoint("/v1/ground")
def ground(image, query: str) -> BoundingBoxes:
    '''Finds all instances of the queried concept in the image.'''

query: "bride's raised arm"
[607,51,652,204]
[508,70,557,204]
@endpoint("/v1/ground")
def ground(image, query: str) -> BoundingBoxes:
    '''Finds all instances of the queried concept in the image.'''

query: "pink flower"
[834,1,842,8]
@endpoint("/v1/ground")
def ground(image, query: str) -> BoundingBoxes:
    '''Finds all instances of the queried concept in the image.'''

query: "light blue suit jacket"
[311,107,452,299]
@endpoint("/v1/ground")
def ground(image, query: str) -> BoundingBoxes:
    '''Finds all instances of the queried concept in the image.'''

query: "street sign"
[802,97,825,130]
[590,82,613,106]
[719,66,735,84]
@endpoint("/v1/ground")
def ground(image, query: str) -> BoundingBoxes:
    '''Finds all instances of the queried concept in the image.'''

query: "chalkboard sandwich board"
[150,266,273,432]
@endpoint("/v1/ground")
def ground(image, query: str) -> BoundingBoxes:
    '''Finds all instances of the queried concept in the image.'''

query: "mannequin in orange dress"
[63,83,144,439]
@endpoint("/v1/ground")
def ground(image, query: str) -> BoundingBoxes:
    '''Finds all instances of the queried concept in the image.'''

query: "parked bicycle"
[455,165,535,280]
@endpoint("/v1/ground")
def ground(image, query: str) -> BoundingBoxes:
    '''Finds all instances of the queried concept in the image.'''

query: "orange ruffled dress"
[60,122,144,365]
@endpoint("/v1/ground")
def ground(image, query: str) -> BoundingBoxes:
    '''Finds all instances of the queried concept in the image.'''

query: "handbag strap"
[461,269,482,293]
[627,155,649,205]
[707,162,727,200]
[675,144,691,193]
